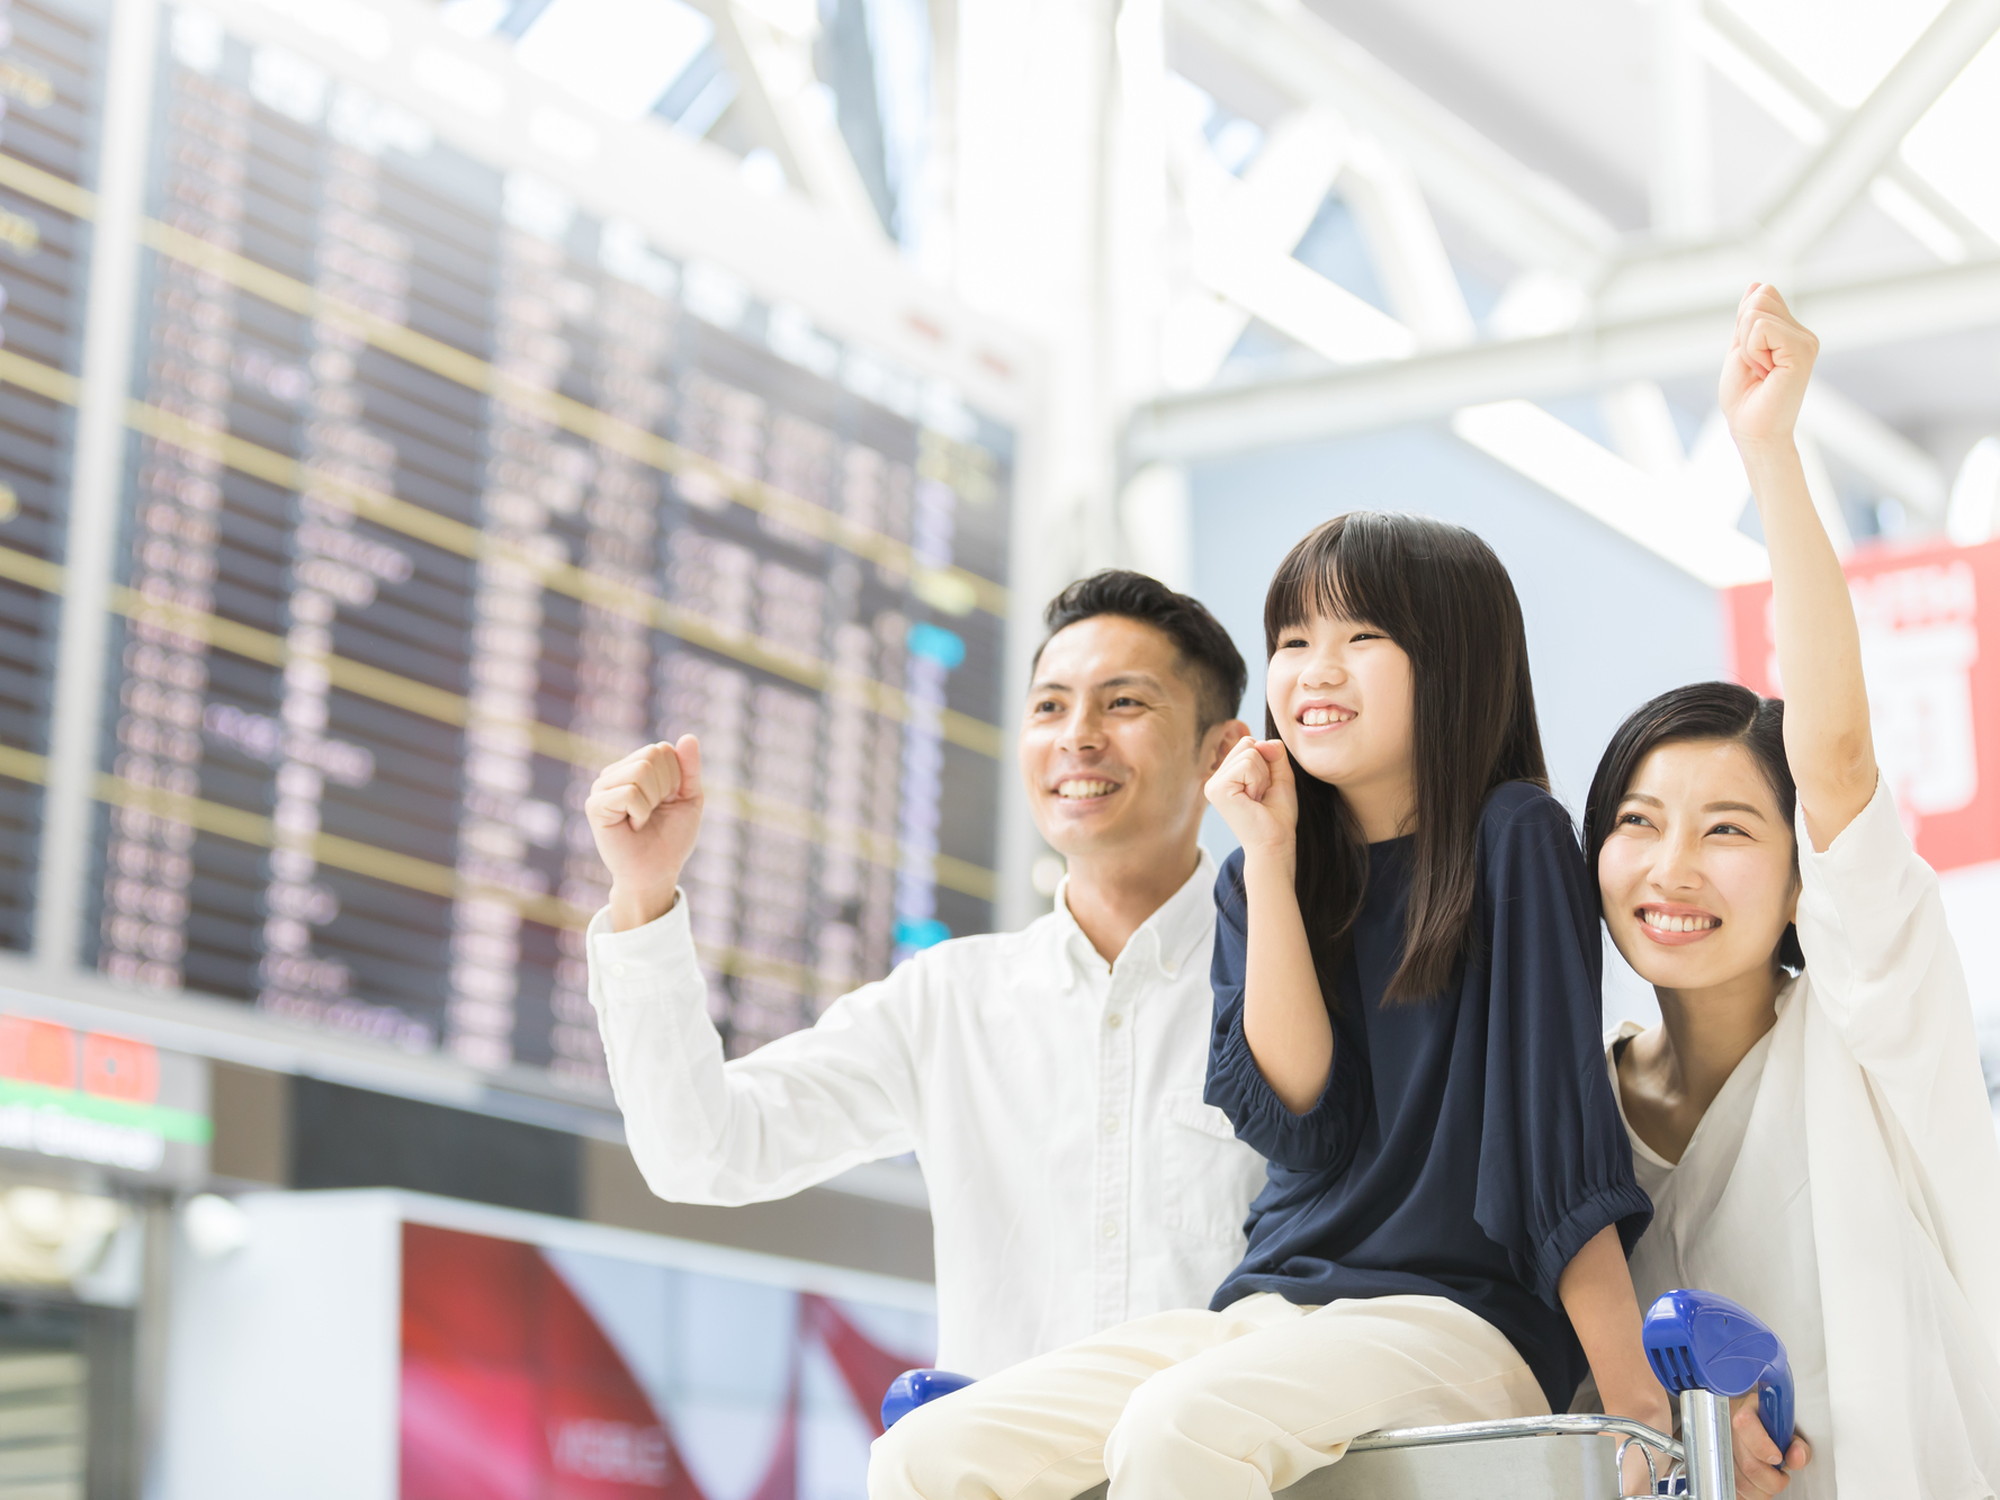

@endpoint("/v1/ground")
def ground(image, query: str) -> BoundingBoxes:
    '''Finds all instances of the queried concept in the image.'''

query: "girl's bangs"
[1261,517,1399,649]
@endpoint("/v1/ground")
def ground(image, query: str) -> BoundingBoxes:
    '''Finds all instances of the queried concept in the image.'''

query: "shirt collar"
[1046,847,1218,991]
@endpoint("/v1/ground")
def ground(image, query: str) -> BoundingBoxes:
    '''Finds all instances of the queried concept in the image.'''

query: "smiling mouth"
[1054,778,1120,800]
[1637,908,1721,943]
[1298,707,1354,728]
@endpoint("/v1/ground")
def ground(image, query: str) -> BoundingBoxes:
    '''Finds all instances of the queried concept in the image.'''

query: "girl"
[1586,285,2000,1499]
[870,511,1665,1500]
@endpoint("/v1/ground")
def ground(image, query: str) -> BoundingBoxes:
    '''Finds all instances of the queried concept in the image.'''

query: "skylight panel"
[515,0,716,120]
[1718,0,1948,106]
[1903,32,2000,242]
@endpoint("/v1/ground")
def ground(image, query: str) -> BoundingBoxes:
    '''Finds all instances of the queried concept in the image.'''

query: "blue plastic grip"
[880,1367,977,1430]
[1642,1288,1795,1456]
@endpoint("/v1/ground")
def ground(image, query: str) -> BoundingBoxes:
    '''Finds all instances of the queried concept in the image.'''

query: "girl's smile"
[1295,701,1357,730]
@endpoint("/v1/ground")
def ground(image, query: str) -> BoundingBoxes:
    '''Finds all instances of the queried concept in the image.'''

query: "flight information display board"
[0,0,1015,1099]
[0,0,106,953]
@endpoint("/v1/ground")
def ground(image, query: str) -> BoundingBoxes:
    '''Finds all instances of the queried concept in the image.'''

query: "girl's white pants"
[868,1291,1547,1500]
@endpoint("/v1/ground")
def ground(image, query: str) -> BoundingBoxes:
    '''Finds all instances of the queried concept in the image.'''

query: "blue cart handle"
[881,1367,977,1430]
[1643,1287,1795,1457]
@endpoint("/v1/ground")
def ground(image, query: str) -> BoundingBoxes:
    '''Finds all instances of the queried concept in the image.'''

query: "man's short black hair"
[1034,570,1248,732]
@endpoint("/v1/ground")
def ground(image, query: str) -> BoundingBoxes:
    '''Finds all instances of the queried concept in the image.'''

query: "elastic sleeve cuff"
[1527,1180,1656,1309]
[586,891,696,1005]
[1203,1006,1360,1174]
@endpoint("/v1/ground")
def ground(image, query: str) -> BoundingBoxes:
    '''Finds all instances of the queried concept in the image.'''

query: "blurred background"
[0,0,1994,1492]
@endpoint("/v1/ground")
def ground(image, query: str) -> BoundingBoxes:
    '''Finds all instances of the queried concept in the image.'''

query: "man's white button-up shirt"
[586,850,1268,1377]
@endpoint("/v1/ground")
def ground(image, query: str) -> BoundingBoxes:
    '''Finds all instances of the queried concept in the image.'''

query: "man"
[585,572,1265,1376]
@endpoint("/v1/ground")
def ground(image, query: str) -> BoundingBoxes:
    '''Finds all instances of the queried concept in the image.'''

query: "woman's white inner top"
[1609,1005,1835,1497]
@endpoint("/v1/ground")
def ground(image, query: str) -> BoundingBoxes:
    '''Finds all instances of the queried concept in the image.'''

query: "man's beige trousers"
[869,1292,1547,1500]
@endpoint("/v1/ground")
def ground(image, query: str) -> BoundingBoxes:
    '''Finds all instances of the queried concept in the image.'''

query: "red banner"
[399,1224,928,1499]
[1725,535,2000,873]
[802,1295,913,1441]
[401,1225,705,1500]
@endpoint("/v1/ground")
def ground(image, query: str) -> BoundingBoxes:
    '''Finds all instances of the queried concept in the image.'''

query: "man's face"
[1019,615,1231,862]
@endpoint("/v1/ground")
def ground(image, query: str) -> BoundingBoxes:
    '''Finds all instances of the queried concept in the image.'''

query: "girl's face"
[1597,739,1799,993]
[1267,611,1416,812]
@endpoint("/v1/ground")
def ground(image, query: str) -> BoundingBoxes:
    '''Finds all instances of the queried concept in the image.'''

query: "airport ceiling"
[1197,0,2000,457]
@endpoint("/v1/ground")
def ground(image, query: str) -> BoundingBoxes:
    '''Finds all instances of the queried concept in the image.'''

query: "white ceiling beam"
[710,1,888,241]
[1166,108,1432,383]
[1799,383,1949,519]
[1794,430,1856,553]
[1600,380,1687,475]
[1684,409,1753,529]
[1129,257,2000,462]
[1757,0,2000,262]
[1164,0,1618,278]
[1650,0,1712,239]
[1699,0,1995,259]
[1339,135,1476,346]
[1452,400,1769,588]
[1188,206,1417,366]
[1595,0,2000,319]
[1163,104,1352,384]
[1236,106,1352,249]
[1947,437,2000,543]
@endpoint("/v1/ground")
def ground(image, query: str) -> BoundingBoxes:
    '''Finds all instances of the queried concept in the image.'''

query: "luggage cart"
[882,1289,1794,1500]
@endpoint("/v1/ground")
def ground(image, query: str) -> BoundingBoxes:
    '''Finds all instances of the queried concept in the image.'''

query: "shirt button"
[1101,1116,1119,1134]
[610,964,628,978]
[1105,1013,1123,1030]
[1100,1218,1119,1240]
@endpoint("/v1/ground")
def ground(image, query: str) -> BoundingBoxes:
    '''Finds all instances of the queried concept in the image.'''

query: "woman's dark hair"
[1037,570,1248,732]
[1266,511,1546,1005]
[1582,682,1804,971]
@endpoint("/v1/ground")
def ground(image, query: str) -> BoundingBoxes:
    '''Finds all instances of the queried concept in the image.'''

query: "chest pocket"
[1165,1092,1257,1241]
[1167,1092,1237,1140]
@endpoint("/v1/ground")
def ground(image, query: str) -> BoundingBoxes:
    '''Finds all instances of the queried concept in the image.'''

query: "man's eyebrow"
[1027,673,1169,695]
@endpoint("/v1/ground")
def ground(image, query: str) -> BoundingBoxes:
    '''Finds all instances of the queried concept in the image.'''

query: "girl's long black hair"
[1266,512,1547,1005]
[1582,682,1805,971]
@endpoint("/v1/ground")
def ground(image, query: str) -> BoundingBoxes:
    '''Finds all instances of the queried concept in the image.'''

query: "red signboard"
[401,1225,708,1500]
[1725,535,2000,873]
[399,1223,928,1500]
[0,1015,161,1103]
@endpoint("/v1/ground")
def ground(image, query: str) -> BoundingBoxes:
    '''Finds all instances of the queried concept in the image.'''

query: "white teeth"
[1056,779,1117,799]
[1642,910,1720,934]
[1299,707,1354,727]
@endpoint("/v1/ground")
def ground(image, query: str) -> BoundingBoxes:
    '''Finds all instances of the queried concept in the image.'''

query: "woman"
[1584,285,2000,1498]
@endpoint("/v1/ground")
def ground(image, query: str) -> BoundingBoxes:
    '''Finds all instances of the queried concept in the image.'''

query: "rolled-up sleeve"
[1792,779,2000,1200]
[1471,795,1653,1306]
[588,897,920,1205]
[1794,778,1949,1059]
[1201,851,1363,1175]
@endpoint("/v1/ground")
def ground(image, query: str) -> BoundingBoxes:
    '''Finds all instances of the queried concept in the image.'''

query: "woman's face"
[1597,738,1799,993]
[1267,610,1415,803]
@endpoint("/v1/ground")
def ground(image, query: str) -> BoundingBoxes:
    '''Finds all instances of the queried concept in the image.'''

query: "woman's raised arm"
[1721,283,1877,851]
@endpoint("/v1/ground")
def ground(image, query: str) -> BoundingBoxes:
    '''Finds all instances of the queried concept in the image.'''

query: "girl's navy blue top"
[1204,780,1652,1410]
